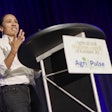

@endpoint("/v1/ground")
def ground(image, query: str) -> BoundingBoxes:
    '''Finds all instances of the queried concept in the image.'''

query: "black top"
[0,31,2,38]
[18,23,105,69]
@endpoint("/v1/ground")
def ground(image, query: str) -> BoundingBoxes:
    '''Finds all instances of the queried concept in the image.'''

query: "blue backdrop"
[0,0,112,111]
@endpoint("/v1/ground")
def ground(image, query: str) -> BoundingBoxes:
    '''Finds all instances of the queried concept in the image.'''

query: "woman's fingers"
[18,29,25,41]
[18,29,22,37]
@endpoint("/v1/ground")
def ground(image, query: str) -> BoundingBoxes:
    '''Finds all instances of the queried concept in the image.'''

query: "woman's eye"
[7,20,11,23]
[15,20,18,23]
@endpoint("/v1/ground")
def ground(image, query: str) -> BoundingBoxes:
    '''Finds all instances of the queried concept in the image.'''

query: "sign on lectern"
[63,34,112,74]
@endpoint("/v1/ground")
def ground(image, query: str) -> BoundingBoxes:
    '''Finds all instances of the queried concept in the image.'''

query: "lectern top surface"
[18,23,105,69]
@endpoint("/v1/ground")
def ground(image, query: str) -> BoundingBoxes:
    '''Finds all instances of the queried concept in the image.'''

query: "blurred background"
[0,0,112,111]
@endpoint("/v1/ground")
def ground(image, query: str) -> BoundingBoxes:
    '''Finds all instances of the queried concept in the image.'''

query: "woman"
[0,14,38,112]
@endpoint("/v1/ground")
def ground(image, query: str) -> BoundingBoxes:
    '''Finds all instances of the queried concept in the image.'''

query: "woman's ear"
[0,26,3,32]
[0,26,3,37]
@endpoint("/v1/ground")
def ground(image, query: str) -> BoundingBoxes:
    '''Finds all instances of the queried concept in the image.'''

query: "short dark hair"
[0,14,10,26]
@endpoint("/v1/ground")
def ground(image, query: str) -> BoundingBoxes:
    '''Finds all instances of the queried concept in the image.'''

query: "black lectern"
[18,23,105,112]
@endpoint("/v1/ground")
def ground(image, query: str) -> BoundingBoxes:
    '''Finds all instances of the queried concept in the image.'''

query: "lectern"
[18,23,106,112]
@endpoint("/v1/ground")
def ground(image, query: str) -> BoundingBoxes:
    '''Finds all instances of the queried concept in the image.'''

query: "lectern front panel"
[43,49,97,112]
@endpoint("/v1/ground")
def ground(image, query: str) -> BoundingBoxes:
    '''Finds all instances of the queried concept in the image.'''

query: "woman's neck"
[8,35,14,42]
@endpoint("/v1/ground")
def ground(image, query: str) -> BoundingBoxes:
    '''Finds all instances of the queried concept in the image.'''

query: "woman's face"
[2,14,19,37]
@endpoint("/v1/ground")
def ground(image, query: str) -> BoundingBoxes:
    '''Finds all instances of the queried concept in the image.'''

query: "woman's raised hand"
[10,29,25,54]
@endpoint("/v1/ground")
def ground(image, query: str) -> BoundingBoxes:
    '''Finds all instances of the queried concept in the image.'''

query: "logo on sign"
[75,57,105,69]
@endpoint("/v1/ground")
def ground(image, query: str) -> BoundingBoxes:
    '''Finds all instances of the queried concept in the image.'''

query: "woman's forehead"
[3,14,17,21]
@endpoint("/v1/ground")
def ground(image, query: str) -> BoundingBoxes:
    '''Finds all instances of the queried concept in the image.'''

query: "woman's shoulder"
[0,35,9,47]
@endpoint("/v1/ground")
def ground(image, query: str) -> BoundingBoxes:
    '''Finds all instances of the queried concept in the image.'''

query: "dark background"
[0,0,112,111]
